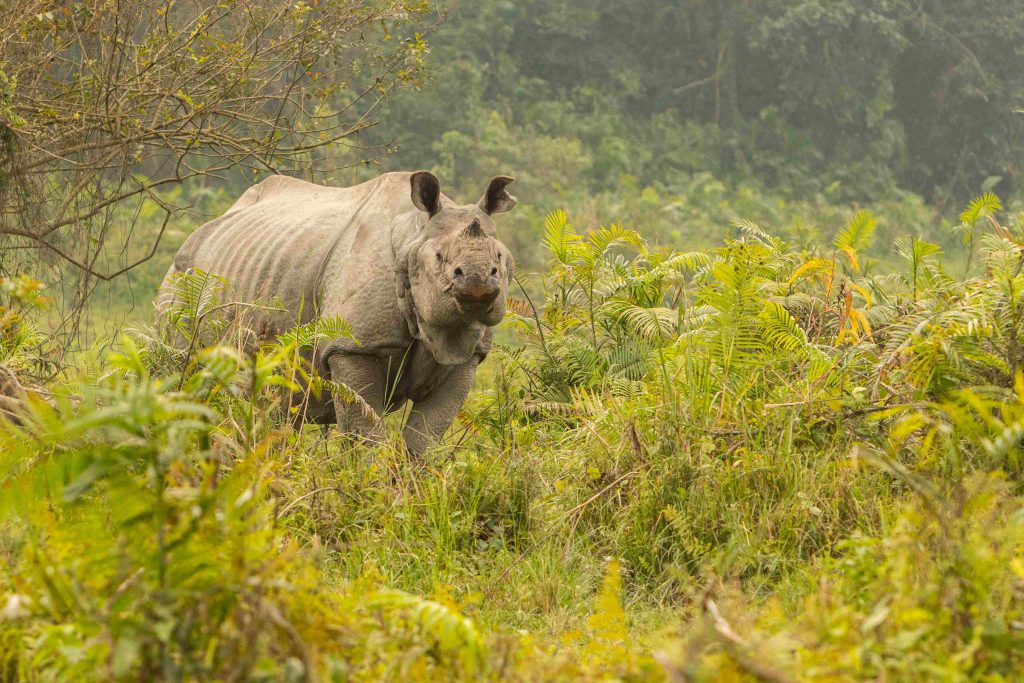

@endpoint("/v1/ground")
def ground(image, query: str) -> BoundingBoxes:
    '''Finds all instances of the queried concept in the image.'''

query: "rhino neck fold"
[413,314,487,366]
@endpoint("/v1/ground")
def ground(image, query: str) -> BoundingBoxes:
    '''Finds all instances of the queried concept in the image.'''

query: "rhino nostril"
[490,267,498,276]
[453,267,463,277]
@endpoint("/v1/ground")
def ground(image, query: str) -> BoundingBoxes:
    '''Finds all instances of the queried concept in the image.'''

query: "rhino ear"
[479,175,517,215]
[410,171,441,217]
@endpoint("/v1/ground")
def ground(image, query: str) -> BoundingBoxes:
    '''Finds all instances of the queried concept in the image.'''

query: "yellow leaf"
[841,246,860,272]
[850,283,872,308]
[787,257,833,288]
[1012,557,1024,579]
[586,559,627,644]
[849,309,874,341]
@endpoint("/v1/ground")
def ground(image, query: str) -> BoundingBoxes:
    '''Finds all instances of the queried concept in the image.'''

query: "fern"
[656,251,713,274]
[604,339,652,381]
[580,223,646,262]
[733,217,785,250]
[543,209,578,264]
[163,268,229,338]
[276,315,356,351]
[960,192,1003,227]
[787,257,834,288]
[896,235,943,300]
[834,209,878,252]
[585,559,628,646]
[569,385,610,417]
[896,235,943,266]
[760,302,809,352]
[601,300,678,341]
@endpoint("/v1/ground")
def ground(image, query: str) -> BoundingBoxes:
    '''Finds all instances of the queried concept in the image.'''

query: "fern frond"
[833,210,877,252]
[604,338,652,380]
[787,257,833,288]
[657,251,713,274]
[543,209,579,264]
[276,315,356,351]
[759,302,809,351]
[366,589,486,673]
[601,300,678,341]
[895,235,943,264]
[580,224,646,264]
[163,268,229,338]
[960,192,1002,227]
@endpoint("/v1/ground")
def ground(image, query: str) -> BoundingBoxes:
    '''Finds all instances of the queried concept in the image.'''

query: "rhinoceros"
[161,171,516,454]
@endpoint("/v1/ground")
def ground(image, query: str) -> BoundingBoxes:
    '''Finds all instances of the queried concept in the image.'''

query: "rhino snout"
[453,271,501,304]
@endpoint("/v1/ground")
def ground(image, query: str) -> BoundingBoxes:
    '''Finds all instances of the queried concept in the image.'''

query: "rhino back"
[175,172,423,344]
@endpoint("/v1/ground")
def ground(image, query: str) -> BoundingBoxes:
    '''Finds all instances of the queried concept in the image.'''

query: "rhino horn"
[461,218,485,238]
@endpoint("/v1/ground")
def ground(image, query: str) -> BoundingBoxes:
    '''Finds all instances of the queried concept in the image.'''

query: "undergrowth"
[2,194,1024,680]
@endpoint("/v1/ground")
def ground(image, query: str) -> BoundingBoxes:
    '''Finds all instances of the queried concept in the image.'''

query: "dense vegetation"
[4,0,1024,680]
[4,193,1024,679]
[371,0,1024,234]
[71,0,1024,327]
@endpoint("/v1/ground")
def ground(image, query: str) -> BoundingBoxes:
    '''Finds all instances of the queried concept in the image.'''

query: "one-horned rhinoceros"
[161,171,516,454]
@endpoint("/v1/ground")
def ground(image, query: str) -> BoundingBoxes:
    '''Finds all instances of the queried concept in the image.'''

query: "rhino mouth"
[456,301,496,319]
[455,287,499,311]
[437,284,499,319]
[417,279,503,331]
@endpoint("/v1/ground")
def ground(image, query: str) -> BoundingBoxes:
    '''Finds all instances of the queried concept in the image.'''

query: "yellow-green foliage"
[670,472,1024,681]
[3,194,1024,681]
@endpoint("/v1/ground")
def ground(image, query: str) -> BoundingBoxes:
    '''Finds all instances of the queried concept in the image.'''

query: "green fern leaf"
[959,192,1002,227]
[760,302,809,351]
[833,210,878,252]
[543,209,579,264]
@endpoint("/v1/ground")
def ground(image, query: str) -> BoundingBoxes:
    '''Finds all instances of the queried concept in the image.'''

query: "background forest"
[4,0,1024,681]
[70,0,1024,332]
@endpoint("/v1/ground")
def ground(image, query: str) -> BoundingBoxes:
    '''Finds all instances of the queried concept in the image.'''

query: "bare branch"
[0,0,430,312]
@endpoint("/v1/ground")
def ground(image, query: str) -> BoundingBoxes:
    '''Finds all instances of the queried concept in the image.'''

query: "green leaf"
[833,210,878,252]
[960,192,1002,227]
[542,209,578,264]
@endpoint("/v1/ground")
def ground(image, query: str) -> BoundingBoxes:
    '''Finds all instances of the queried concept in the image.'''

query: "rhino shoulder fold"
[394,250,419,339]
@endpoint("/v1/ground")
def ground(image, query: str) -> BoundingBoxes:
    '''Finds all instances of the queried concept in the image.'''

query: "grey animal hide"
[161,171,516,455]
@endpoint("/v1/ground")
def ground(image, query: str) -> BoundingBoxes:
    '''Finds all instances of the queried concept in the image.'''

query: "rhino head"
[397,171,516,365]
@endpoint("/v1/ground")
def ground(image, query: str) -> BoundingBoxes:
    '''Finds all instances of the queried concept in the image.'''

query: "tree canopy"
[0,0,428,311]
[378,0,1024,205]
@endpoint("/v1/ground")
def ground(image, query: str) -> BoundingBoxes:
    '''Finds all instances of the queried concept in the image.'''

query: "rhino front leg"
[327,353,386,445]
[403,359,479,457]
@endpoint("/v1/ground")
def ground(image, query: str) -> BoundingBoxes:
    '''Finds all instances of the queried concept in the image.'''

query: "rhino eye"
[435,252,443,261]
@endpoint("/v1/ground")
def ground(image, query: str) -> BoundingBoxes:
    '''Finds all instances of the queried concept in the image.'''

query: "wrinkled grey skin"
[160,171,516,455]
